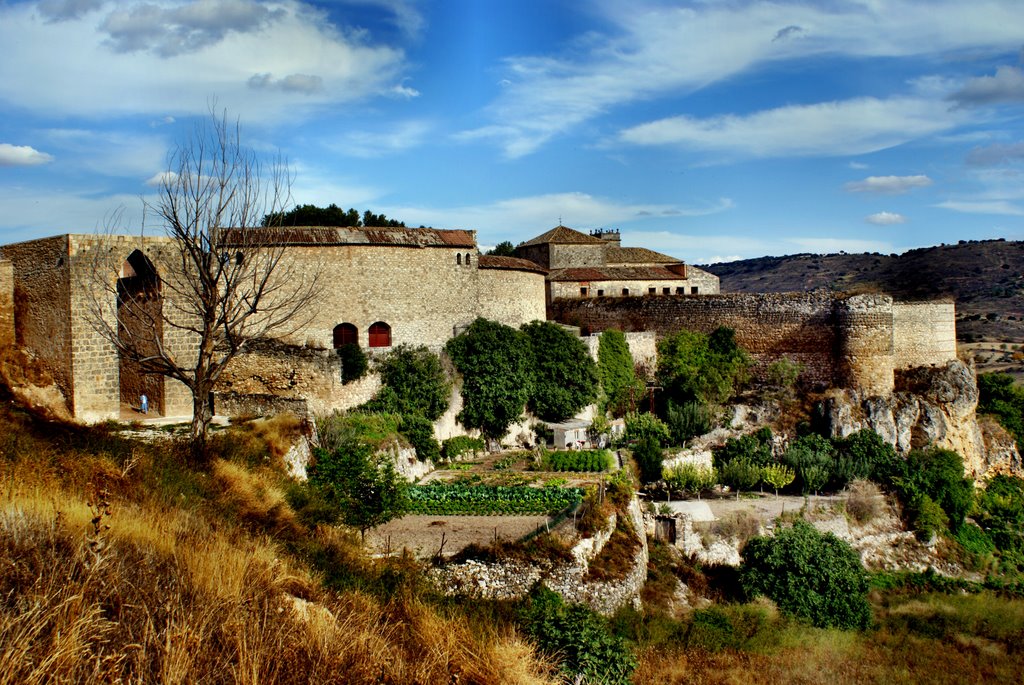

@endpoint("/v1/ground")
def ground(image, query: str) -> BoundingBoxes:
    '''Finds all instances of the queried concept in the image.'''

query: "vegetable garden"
[407,483,584,515]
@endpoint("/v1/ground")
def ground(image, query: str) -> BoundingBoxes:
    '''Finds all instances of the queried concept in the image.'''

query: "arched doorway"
[333,322,358,348]
[117,250,164,416]
[368,321,391,348]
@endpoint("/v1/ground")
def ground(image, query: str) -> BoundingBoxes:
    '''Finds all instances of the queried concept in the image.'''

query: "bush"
[845,479,882,524]
[398,414,440,462]
[664,463,717,498]
[782,433,837,493]
[719,458,762,494]
[441,435,484,461]
[623,411,671,447]
[898,448,974,532]
[521,320,598,422]
[665,399,713,445]
[633,437,664,483]
[908,493,949,542]
[978,373,1024,453]
[715,428,773,469]
[741,519,872,630]
[834,429,900,484]
[336,343,368,384]
[519,586,636,685]
[657,326,750,405]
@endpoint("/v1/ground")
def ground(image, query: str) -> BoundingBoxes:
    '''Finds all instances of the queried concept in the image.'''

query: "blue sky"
[1,0,1023,263]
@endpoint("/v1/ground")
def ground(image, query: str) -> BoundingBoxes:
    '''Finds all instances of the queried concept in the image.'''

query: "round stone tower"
[836,293,895,396]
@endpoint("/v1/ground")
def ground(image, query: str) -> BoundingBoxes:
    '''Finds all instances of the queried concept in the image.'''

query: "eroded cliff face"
[816,359,1021,480]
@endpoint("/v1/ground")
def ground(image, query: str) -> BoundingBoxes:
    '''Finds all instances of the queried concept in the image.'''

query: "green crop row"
[543,449,613,473]
[407,483,583,516]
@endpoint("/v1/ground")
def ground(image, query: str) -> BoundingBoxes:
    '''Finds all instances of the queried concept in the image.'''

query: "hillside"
[703,239,1024,342]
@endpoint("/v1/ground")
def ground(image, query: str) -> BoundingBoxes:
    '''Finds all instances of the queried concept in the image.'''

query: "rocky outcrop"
[815,359,1020,479]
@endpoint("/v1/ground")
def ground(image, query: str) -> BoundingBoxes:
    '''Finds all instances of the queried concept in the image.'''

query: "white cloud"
[145,171,179,187]
[37,0,103,22]
[848,161,869,170]
[248,72,323,94]
[702,254,744,264]
[844,174,933,194]
[620,98,963,159]
[866,211,906,225]
[949,65,1024,107]
[936,200,1024,216]
[464,0,1024,157]
[0,0,409,124]
[100,0,286,57]
[0,143,54,167]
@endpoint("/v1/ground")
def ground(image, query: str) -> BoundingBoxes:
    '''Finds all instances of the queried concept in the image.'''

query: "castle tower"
[835,294,895,395]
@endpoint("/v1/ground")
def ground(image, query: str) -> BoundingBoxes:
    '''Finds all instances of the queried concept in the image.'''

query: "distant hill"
[702,239,1024,342]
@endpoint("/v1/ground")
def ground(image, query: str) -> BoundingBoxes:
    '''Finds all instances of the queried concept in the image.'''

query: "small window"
[333,323,358,348]
[622,288,629,296]
[580,287,588,297]
[675,287,684,295]
[596,289,604,296]
[662,287,670,295]
[691,286,699,294]
[648,287,656,295]
[369,321,392,348]
[465,253,471,265]
[457,254,462,265]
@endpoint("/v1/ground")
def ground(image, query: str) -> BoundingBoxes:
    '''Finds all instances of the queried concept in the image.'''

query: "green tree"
[262,203,405,227]
[633,436,664,483]
[374,344,450,421]
[896,448,974,532]
[781,433,837,493]
[597,330,644,416]
[665,399,712,445]
[741,519,872,630]
[335,342,368,384]
[762,463,795,497]
[445,318,533,440]
[978,372,1024,453]
[399,413,441,462]
[308,440,408,540]
[623,411,671,446]
[657,326,749,405]
[521,320,598,422]
[486,240,516,256]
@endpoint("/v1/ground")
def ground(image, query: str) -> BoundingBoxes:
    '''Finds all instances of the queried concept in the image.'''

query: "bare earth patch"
[366,514,551,559]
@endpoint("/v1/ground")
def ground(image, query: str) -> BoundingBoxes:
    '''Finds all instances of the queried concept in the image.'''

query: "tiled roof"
[518,225,607,247]
[606,246,680,265]
[477,255,548,274]
[547,266,690,282]
[217,226,476,248]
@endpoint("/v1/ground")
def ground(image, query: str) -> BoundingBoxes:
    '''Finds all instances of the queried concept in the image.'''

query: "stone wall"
[551,292,957,394]
[550,278,710,301]
[476,267,547,328]
[0,260,14,348]
[549,243,606,269]
[582,330,656,371]
[893,301,957,370]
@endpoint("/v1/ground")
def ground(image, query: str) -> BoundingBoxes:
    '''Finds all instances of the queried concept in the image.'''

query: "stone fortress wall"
[550,291,958,395]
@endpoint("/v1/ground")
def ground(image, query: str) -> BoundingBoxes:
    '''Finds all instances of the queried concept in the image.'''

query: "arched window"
[368,321,392,348]
[333,323,358,348]
[457,253,462,265]
[464,253,471,265]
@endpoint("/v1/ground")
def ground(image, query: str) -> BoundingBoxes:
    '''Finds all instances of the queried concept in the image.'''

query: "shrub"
[664,463,717,498]
[845,479,882,524]
[398,414,440,462]
[782,433,837,493]
[441,435,484,461]
[978,373,1024,453]
[719,458,762,494]
[897,448,974,532]
[711,510,761,543]
[521,320,598,422]
[741,519,872,630]
[335,342,368,384]
[665,399,713,445]
[656,326,750,406]
[519,586,637,685]
[623,411,671,446]
[633,437,664,483]
[908,493,949,542]
[598,329,644,417]
[766,356,801,391]
[834,429,900,484]
[715,428,773,469]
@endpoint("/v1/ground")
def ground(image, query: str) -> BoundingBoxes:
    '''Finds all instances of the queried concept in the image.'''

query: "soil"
[366,514,552,558]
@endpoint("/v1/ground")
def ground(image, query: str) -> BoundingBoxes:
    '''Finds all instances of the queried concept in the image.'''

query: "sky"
[1,0,1024,263]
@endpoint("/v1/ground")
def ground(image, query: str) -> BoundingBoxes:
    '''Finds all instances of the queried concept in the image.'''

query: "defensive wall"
[550,292,957,395]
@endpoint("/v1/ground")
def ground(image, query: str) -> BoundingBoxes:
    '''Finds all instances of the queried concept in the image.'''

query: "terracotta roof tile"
[547,266,691,282]
[477,255,548,274]
[606,246,680,264]
[518,225,607,247]
[218,226,476,248]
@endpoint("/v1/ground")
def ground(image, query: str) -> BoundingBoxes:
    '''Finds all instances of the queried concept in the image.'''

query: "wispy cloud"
[936,199,1024,215]
[844,175,933,194]
[866,211,907,225]
[966,141,1024,166]
[463,0,1024,157]
[248,72,324,95]
[949,65,1024,107]
[0,143,54,167]
[327,120,433,158]
[37,0,102,22]
[620,98,962,159]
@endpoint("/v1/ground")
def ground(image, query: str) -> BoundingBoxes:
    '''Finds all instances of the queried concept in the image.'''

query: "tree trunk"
[189,387,213,461]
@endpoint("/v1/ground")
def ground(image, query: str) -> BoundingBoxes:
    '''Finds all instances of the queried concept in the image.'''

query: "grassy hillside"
[703,239,1024,342]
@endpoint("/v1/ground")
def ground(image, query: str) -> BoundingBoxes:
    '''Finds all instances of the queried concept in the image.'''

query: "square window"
[622,288,630,296]
[597,289,604,296]
[580,287,588,296]
[691,286,699,294]
[675,287,684,294]
[648,287,656,295]
[662,287,670,295]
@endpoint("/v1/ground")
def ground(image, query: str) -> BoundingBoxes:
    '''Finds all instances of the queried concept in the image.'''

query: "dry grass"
[845,479,883,524]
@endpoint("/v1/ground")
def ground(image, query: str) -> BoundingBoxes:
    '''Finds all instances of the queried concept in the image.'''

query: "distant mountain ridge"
[702,239,1024,342]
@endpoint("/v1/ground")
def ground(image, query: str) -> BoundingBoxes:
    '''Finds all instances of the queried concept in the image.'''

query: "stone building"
[514,225,719,308]
[0,227,547,422]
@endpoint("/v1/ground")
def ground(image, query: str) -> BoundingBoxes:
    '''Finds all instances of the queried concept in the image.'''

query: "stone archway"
[117,250,164,415]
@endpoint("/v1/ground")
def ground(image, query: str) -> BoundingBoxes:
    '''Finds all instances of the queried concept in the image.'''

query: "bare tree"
[84,109,321,452]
